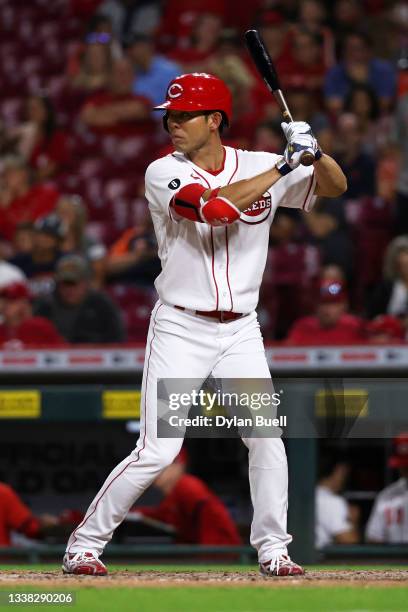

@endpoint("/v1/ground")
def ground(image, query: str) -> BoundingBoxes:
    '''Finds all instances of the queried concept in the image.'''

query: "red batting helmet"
[154,73,233,126]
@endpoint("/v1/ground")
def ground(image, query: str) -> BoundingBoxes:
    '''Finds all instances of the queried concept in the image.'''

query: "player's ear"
[207,112,222,132]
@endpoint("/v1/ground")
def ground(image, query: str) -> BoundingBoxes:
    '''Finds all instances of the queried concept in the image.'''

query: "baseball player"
[63,73,346,576]
[365,433,408,543]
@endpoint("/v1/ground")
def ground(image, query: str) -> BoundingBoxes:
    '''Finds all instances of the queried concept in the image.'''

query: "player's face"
[166,111,218,153]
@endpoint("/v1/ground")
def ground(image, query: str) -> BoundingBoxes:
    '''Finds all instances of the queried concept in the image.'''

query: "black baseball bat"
[244,29,315,166]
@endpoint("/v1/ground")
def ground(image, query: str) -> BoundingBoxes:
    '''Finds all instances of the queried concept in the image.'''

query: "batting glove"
[281,121,322,169]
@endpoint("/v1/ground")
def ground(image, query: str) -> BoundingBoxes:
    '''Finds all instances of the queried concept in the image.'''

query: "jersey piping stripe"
[66,303,164,554]
[301,171,315,211]
[225,227,233,311]
[223,149,238,311]
[227,149,239,185]
[210,228,219,310]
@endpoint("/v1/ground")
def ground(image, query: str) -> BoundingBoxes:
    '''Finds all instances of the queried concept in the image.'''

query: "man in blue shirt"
[127,33,181,108]
[324,32,396,115]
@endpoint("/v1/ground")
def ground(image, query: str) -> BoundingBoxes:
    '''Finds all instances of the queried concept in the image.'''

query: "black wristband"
[276,157,293,176]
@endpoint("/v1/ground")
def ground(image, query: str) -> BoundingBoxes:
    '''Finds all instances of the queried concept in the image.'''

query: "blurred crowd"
[1,0,408,347]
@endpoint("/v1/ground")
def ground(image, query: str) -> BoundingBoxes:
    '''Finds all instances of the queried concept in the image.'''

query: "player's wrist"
[276,156,293,176]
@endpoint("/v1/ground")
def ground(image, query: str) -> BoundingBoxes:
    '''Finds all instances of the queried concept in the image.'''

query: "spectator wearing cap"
[365,433,408,543]
[129,449,241,545]
[285,279,365,345]
[0,282,64,348]
[9,214,65,297]
[0,157,59,242]
[0,261,27,323]
[365,315,405,344]
[80,57,152,137]
[67,13,123,84]
[70,30,113,94]
[126,34,180,107]
[324,32,396,116]
[34,254,125,344]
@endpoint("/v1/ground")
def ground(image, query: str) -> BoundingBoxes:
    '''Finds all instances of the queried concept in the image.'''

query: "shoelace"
[269,555,294,573]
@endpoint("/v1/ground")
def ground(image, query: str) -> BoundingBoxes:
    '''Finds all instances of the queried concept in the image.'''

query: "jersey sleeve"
[316,492,352,544]
[145,155,205,220]
[273,164,316,212]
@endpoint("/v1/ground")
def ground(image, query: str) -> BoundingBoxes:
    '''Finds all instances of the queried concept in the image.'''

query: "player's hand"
[281,121,321,168]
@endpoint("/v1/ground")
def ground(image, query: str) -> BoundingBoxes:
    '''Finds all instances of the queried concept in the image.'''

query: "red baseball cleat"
[259,554,305,577]
[62,552,107,576]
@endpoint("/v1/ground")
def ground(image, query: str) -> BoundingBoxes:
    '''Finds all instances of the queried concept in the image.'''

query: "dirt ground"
[0,569,407,588]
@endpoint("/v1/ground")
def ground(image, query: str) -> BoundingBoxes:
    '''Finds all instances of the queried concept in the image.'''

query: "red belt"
[174,305,246,323]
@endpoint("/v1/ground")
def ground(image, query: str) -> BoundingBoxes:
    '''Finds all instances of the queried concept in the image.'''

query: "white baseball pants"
[66,302,292,563]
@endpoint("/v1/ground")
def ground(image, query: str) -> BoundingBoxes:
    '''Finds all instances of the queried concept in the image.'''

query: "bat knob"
[300,151,315,167]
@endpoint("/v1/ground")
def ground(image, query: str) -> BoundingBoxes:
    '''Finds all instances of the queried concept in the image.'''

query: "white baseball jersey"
[145,146,316,312]
[365,477,408,543]
[315,485,353,549]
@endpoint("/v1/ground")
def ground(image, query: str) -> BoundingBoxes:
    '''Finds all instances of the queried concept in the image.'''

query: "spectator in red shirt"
[130,450,241,545]
[0,481,59,546]
[285,279,365,345]
[281,29,327,98]
[0,157,59,242]
[80,58,152,136]
[169,12,223,71]
[365,315,405,344]
[156,0,228,53]
[296,0,335,68]
[0,282,65,348]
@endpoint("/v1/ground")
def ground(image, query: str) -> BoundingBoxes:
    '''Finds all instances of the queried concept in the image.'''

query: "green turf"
[0,586,408,612]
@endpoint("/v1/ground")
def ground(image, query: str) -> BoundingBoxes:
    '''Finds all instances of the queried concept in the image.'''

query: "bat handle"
[300,151,315,166]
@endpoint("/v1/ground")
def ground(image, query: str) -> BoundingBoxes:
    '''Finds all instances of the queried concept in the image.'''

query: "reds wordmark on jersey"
[145,146,316,312]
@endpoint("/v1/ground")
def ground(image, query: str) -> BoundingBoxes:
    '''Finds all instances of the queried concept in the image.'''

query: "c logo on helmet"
[168,83,183,99]
[240,193,272,225]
